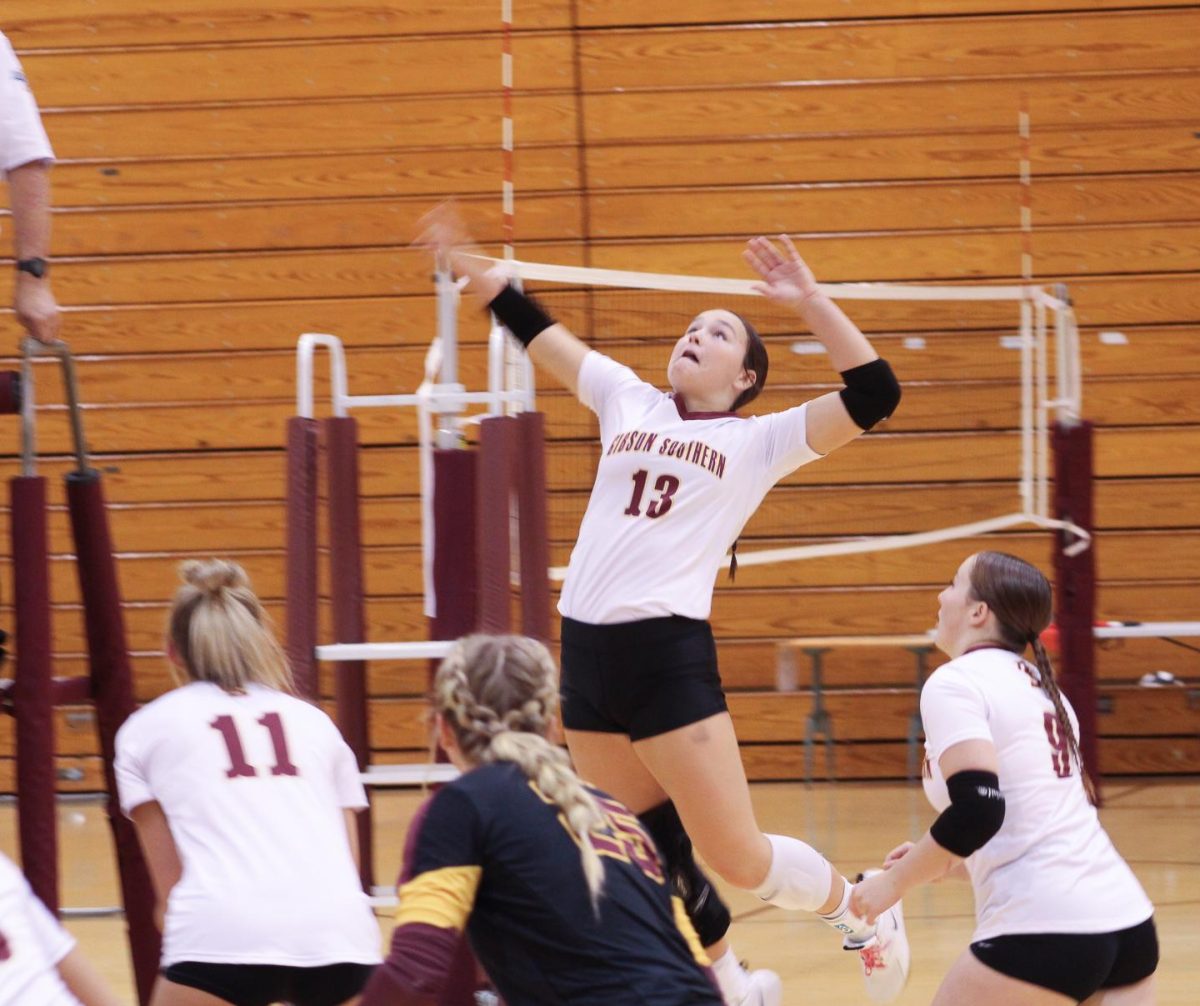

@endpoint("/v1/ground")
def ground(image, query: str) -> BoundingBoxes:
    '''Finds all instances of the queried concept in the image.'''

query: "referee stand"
[0,339,159,1005]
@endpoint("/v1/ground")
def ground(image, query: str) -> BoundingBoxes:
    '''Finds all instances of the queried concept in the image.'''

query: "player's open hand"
[415,202,504,304]
[743,235,821,310]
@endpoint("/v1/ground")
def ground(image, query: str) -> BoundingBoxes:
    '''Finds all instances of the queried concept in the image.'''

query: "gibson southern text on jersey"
[607,429,728,479]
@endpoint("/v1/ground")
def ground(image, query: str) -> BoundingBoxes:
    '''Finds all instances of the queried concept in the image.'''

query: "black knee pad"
[639,800,732,947]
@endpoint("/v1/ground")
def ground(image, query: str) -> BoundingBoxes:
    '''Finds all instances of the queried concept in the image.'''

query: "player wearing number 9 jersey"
[421,206,907,1006]
[114,560,380,1006]
[852,552,1157,1005]
[360,634,721,1006]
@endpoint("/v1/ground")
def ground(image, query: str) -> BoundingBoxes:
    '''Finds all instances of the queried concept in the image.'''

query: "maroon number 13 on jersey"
[623,469,680,518]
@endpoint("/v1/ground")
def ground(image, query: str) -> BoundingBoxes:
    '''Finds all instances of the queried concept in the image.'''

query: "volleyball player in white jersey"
[851,551,1157,1005]
[421,205,908,1006]
[115,560,381,1006]
[0,851,122,1006]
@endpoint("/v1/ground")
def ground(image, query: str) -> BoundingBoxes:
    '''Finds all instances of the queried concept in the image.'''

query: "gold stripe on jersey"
[395,865,482,932]
[672,895,711,967]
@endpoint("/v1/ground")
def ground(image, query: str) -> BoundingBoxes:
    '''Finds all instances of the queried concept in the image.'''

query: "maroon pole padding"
[431,449,479,646]
[52,677,91,705]
[476,417,515,634]
[286,417,321,701]
[325,416,373,891]
[65,470,160,1005]
[10,475,58,915]
[515,412,551,642]
[1052,419,1101,804]
[0,371,20,414]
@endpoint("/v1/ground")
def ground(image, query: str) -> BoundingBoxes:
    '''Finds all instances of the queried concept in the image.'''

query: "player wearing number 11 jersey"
[115,560,380,1006]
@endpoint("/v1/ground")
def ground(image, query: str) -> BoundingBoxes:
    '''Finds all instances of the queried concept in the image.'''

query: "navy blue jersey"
[361,761,720,1006]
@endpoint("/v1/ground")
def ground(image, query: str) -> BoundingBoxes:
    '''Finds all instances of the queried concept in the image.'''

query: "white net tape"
[468,256,1090,577]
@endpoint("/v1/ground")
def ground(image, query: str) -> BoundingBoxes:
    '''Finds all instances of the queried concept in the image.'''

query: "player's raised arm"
[416,202,589,395]
[744,235,900,455]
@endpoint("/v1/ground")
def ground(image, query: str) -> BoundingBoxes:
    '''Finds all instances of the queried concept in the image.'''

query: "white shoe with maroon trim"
[845,871,910,1003]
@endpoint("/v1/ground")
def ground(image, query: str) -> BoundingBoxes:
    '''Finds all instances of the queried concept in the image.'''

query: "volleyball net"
[470,255,1090,574]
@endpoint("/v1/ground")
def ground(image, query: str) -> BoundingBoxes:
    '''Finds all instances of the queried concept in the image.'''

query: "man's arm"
[7,159,60,343]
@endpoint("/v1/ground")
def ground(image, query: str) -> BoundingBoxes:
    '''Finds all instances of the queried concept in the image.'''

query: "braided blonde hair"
[434,634,608,906]
[167,559,295,695]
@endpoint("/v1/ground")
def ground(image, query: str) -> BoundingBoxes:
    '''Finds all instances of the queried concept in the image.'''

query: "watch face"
[17,258,47,278]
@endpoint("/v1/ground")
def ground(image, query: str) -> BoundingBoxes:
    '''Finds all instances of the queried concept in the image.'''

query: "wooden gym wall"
[0,1,1196,789]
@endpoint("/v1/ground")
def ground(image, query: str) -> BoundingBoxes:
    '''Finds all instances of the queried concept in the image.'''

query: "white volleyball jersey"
[921,648,1153,941]
[115,682,381,967]
[0,34,54,176]
[559,351,821,623]
[0,853,80,1006]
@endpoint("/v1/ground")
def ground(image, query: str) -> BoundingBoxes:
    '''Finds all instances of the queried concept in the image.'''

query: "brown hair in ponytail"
[433,635,608,907]
[968,551,1096,804]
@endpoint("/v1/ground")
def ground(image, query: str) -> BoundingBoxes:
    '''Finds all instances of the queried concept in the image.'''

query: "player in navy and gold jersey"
[359,635,721,1006]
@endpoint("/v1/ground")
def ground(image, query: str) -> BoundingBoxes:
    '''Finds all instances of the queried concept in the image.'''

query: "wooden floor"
[5,778,1196,1005]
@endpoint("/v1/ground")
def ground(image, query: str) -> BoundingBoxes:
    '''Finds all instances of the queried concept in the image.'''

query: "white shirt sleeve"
[0,33,55,176]
[921,666,995,763]
[27,887,77,965]
[114,719,155,816]
[576,351,664,443]
[329,729,369,810]
[750,403,823,485]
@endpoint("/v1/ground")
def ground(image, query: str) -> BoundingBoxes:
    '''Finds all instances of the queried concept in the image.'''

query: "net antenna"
[465,254,1090,576]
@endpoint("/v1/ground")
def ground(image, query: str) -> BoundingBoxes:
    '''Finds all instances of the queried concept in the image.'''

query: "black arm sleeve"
[929,769,1006,858]
[487,283,556,347]
[838,357,901,430]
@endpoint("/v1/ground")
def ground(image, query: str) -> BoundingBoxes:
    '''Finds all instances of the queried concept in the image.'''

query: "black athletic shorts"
[559,614,727,741]
[161,961,376,1006]
[970,915,1158,1002]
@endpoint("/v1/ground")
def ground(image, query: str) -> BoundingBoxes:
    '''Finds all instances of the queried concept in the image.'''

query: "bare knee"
[698,831,772,890]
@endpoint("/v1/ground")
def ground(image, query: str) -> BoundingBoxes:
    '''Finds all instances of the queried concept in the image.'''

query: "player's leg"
[564,727,669,814]
[1083,975,1156,1006]
[636,712,910,1002]
[565,727,775,1006]
[933,950,1074,1006]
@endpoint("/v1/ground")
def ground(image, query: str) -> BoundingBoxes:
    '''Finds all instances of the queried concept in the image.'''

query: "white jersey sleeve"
[0,34,55,176]
[26,892,75,966]
[114,718,154,815]
[0,854,81,1006]
[920,666,995,764]
[749,404,823,485]
[329,727,369,810]
[577,351,665,442]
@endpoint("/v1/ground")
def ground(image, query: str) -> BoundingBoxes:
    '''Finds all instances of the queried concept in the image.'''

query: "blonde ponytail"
[435,634,608,907]
[168,559,295,695]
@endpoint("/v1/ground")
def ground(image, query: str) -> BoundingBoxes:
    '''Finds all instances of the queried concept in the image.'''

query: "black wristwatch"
[16,257,49,279]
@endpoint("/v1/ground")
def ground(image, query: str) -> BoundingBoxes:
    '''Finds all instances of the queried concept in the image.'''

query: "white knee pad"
[752,834,834,913]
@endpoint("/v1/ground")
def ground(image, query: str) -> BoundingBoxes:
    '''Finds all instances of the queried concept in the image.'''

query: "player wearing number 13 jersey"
[115,560,380,1006]
[423,207,908,1006]
[852,552,1157,1005]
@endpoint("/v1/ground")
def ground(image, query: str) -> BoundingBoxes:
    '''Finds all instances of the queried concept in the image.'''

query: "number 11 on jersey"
[210,713,299,779]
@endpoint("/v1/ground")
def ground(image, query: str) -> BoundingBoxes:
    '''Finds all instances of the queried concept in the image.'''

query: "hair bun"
[179,558,248,596]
